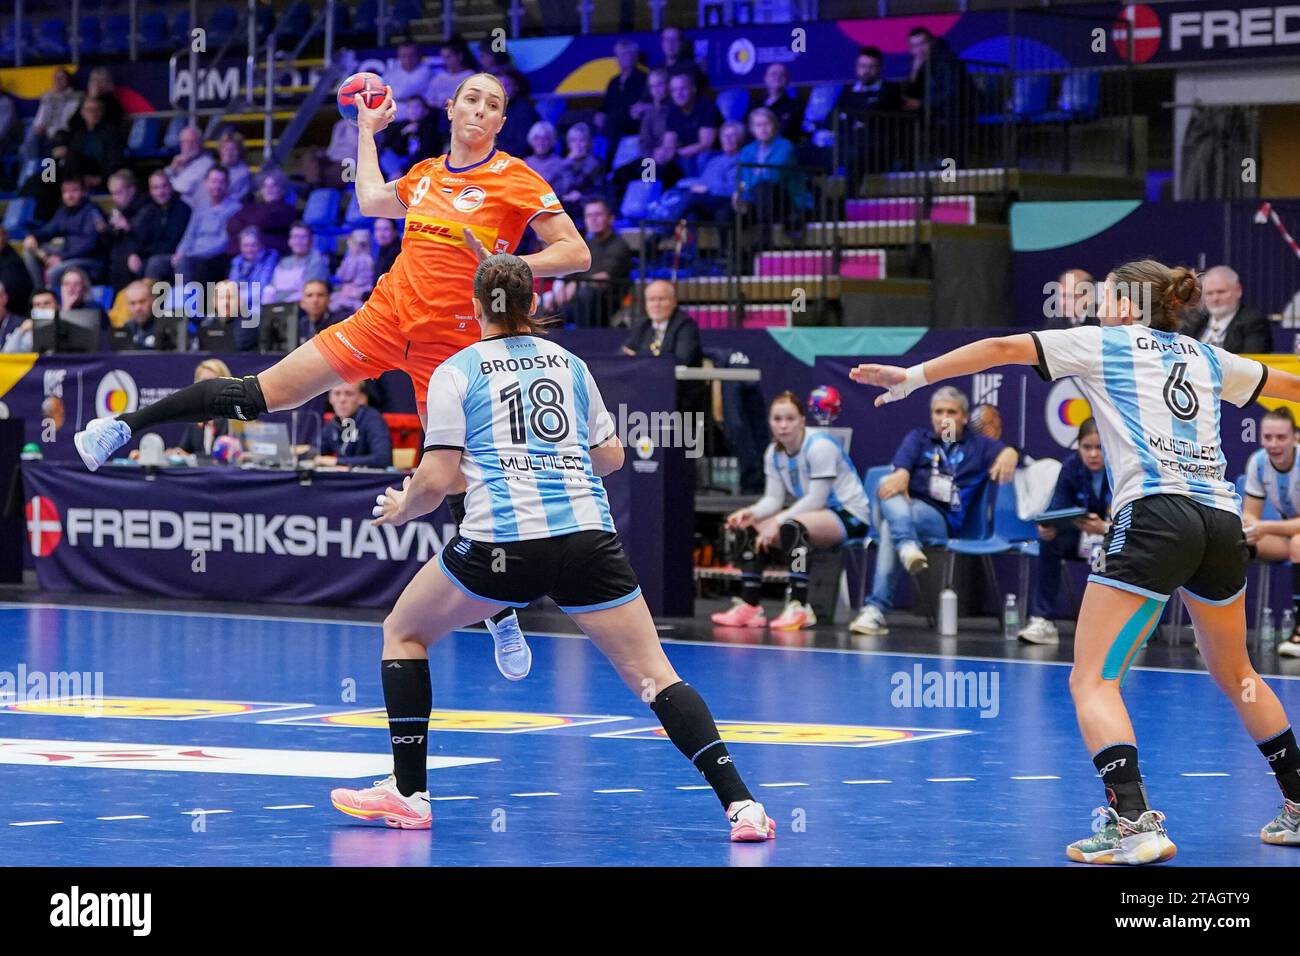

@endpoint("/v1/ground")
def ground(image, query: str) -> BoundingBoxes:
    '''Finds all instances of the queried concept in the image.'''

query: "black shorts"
[832,508,870,539]
[1089,494,1248,605]
[438,530,642,613]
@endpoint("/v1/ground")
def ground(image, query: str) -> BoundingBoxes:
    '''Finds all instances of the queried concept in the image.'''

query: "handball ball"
[808,385,842,425]
[337,72,387,125]
[211,434,243,463]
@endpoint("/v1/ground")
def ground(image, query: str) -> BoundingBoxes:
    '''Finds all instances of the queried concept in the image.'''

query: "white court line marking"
[263,804,313,810]
[1011,775,1061,781]
[429,795,478,802]
[96,814,148,821]
[180,809,232,816]
[9,603,1300,681]
[759,782,809,788]
[511,792,560,797]
[843,779,892,785]
[1181,772,1231,777]
[593,788,642,794]
[928,777,976,783]
[10,820,62,827]
[676,785,713,791]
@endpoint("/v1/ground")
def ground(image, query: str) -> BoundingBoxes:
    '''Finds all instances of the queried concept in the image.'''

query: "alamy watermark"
[890,664,1000,719]
[0,664,105,715]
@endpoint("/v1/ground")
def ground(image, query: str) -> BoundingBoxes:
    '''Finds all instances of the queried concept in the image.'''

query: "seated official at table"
[318,381,392,468]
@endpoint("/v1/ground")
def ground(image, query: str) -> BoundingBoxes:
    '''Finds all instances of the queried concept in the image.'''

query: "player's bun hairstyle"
[1263,406,1298,430]
[473,253,555,336]
[1109,258,1201,332]
[769,390,806,417]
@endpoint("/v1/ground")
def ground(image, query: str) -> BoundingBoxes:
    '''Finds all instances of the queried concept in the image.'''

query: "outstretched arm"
[850,334,1040,407]
[1259,366,1300,405]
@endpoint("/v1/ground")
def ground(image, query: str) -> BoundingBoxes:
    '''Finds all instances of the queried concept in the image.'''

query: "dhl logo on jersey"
[403,214,499,250]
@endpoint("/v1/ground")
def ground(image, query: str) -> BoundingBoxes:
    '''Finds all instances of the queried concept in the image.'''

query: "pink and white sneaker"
[769,600,816,631]
[728,800,777,842]
[711,599,767,628]
[331,775,431,829]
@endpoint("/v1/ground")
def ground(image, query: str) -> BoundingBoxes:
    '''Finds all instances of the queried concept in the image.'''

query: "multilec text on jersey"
[480,354,571,374]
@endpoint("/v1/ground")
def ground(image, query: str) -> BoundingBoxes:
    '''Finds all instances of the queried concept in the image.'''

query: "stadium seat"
[78,16,104,56]
[0,21,36,64]
[534,96,567,129]
[611,134,641,170]
[591,135,608,163]
[162,115,187,152]
[141,12,169,51]
[715,87,750,123]
[1038,71,1101,123]
[2,197,36,240]
[170,10,190,47]
[353,0,379,35]
[616,179,662,226]
[90,285,115,313]
[280,2,312,39]
[35,18,70,58]
[341,191,374,230]
[302,188,341,230]
[126,117,161,158]
[944,481,1038,615]
[207,6,238,47]
[103,14,132,55]
[1009,74,1050,120]
[390,0,421,32]
[801,83,841,132]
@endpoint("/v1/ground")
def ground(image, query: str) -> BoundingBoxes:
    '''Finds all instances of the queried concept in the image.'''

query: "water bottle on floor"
[1003,593,1020,641]
[938,589,958,636]
[1281,608,1295,643]
[1261,609,1277,646]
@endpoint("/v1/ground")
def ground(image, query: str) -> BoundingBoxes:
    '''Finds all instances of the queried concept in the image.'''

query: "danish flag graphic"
[25,496,62,557]
[1112,4,1162,63]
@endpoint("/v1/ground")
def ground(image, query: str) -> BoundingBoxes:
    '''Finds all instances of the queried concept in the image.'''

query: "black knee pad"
[779,519,809,562]
[732,525,759,564]
[210,375,268,422]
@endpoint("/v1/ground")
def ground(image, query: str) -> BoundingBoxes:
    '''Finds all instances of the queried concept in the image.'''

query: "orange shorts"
[312,297,477,416]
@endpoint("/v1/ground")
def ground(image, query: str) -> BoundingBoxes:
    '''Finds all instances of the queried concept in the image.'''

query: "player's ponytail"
[473,253,556,336]
[1108,258,1201,332]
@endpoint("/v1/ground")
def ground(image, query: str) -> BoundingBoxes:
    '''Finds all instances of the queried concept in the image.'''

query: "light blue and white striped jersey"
[1032,325,1267,518]
[753,429,872,524]
[423,334,618,542]
[1244,448,1300,518]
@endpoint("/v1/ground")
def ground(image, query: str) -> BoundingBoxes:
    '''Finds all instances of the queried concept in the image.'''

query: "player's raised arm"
[850,334,1040,408]
[354,86,408,219]
[1259,366,1300,405]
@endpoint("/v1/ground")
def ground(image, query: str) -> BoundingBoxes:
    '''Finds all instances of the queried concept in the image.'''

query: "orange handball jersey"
[374,148,564,342]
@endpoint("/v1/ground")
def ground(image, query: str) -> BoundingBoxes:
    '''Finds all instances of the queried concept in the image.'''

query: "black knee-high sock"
[381,658,431,797]
[118,375,266,432]
[737,527,763,607]
[651,681,753,808]
[1093,743,1149,818]
[1257,727,1300,802]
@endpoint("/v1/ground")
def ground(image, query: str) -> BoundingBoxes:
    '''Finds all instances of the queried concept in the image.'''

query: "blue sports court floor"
[2,601,1299,867]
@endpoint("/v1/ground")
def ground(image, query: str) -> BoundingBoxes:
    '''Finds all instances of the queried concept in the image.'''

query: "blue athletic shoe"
[485,612,531,681]
[73,417,132,472]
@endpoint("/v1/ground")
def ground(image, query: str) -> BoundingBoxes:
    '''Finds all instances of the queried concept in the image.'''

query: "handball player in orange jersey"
[74,71,591,679]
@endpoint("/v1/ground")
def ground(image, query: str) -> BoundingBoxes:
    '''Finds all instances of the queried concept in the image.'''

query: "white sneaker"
[1279,633,1300,658]
[727,800,776,842]
[485,612,532,681]
[73,416,132,472]
[850,603,889,636]
[1018,616,1059,645]
[898,541,928,574]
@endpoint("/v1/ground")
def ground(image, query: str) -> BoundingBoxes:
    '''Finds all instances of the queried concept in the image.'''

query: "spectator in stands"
[836,47,903,121]
[666,73,721,178]
[130,170,192,283]
[105,169,148,291]
[298,279,338,340]
[756,63,801,143]
[428,37,476,109]
[832,47,906,178]
[21,69,82,162]
[551,198,631,329]
[614,67,676,194]
[228,227,279,318]
[1045,267,1097,329]
[67,96,125,191]
[849,386,1017,636]
[1019,417,1111,646]
[118,279,159,349]
[381,96,442,179]
[0,281,32,352]
[166,126,216,210]
[736,108,807,239]
[262,221,330,306]
[173,166,240,286]
[372,218,399,281]
[524,121,566,184]
[650,119,744,223]
[595,38,646,142]
[226,172,298,256]
[902,27,975,165]
[304,117,358,189]
[386,41,434,122]
[197,279,255,351]
[216,132,253,206]
[58,266,106,324]
[554,122,606,217]
[1182,264,1272,353]
[659,26,708,93]
[84,68,125,129]
[0,225,34,315]
[319,381,393,468]
[495,68,539,160]
[21,176,109,287]
[329,229,375,316]
[17,131,82,223]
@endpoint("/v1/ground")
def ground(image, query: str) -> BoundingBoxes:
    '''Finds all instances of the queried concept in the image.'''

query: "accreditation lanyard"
[928,442,961,511]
